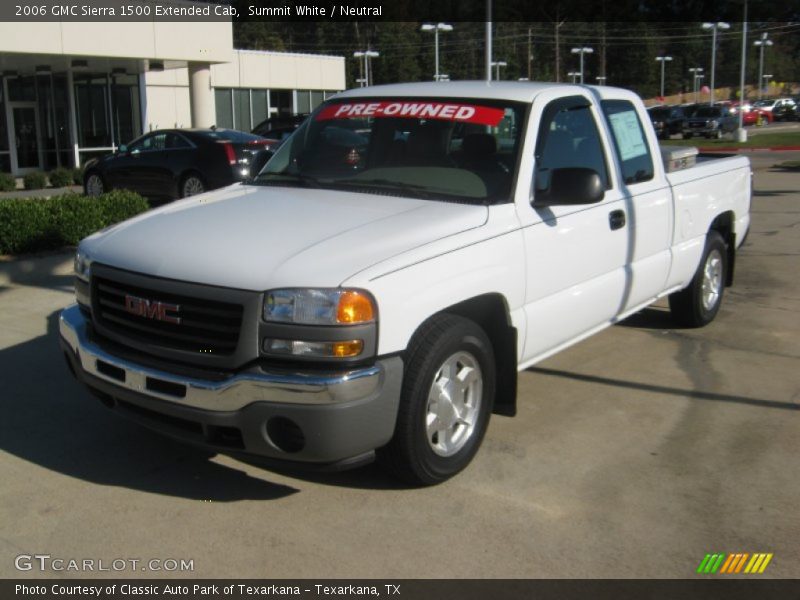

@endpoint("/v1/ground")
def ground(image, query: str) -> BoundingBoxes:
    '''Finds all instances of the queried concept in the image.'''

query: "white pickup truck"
[60,82,751,485]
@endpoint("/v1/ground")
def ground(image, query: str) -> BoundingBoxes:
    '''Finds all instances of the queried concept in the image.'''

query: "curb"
[697,146,800,153]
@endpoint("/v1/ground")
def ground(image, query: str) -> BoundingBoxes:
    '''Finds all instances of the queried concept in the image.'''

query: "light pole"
[353,51,366,87]
[491,61,507,80]
[701,22,730,105]
[655,56,673,99]
[689,67,704,103]
[567,71,579,84]
[595,76,607,85]
[754,33,773,100]
[762,73,773,95]
[421,23,453,82]
[570,47,593,84]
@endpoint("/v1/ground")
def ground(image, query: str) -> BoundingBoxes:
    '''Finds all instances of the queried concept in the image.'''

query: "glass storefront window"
[296,90,311,114]
[251,89,268,125]
[310,91,324,111]
[215,88,233,129]
[271,90,292,117]
[74,74,111,148]
[234,88,251,131]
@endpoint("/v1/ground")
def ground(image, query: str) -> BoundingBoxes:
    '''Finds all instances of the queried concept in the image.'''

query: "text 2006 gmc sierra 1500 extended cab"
[60,82,751,485]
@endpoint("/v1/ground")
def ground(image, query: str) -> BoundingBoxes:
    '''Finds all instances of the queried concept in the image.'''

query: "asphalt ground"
[0,151,798,579]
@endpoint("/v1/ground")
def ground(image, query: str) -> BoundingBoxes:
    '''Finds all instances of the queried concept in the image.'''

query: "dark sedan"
[83,128,271,200]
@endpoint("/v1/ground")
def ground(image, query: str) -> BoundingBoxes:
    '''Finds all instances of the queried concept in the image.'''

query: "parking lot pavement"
[1,152,798,579]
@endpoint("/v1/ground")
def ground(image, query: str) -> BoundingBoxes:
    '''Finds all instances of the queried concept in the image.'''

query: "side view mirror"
[534,167,605,206]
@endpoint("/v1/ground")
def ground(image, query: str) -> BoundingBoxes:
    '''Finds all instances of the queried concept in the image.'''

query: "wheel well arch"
[435,293,518,417]
[709,211,736,286]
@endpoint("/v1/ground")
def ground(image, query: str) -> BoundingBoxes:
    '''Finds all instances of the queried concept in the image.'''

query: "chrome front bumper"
[59,304,386,411]
[59,303,404,465]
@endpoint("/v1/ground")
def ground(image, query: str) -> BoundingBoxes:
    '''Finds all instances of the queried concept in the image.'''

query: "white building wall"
[143,69,193,131]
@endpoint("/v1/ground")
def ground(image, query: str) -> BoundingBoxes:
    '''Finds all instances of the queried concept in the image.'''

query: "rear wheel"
[380,314,495,486]
[84,172,105,197]
[669,231,727,327]
[180,173,205,198]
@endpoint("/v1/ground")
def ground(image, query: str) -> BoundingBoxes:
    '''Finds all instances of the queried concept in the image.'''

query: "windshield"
[252,97,527,204]
[648,108,670,119]
[695,107,722,118]
[753,100,774,108]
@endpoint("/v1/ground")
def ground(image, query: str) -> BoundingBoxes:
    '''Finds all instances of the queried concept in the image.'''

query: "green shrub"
[0,172,16,192]
[72,167,84,185]
[23,171,47,190]
[0,190,149,254]
[49,168,74,188]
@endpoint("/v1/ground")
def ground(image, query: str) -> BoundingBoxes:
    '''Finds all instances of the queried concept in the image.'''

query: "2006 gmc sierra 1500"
[60,82,751,485]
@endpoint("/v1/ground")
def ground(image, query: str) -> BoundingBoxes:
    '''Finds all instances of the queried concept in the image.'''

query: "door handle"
[609,209,626,230]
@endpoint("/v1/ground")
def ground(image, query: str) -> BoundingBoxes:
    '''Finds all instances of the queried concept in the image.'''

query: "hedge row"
[0,190,150,255]
[0,168,83,192]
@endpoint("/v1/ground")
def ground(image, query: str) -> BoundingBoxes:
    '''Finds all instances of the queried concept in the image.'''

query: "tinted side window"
[167,133,192,149]
[601,100,654,185]
[534,100,609,196]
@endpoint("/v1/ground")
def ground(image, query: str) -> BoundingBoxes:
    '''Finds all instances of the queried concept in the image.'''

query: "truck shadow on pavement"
[0,310,300,501]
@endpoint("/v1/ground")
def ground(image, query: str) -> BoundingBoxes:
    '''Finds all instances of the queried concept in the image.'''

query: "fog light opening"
[266,417,305,453]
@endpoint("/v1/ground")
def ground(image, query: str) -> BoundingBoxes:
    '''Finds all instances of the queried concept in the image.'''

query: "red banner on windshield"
[316,101,505,126]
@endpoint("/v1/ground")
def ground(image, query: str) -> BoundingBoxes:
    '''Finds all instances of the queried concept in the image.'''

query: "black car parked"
[251,114,308,141]
[682,106,738,139]
[83,129,271,200]
[648,105,686,139]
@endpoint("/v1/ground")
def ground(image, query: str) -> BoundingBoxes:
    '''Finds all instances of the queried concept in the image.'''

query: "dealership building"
[0,17,346,175]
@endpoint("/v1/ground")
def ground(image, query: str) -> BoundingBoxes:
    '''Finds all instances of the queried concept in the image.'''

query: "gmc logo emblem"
[124,294,181,325]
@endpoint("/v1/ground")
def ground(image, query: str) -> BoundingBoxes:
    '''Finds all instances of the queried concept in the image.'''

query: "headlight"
[709,120,719,128]
[263,288,376,325]
[74,248,92,282]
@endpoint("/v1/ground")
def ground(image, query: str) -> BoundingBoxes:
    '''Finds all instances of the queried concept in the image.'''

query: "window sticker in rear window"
[316,101,506,126]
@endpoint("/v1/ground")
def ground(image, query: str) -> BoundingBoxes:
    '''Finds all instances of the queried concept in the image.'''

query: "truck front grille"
[93,276,244,356]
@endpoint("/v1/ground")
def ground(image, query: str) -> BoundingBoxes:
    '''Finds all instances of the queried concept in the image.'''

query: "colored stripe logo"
[697,553,773,574]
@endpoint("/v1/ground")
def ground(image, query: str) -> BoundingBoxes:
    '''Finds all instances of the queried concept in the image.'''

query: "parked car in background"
[251,114,308,144]
[647,105,686,139]
[83,129,271,201]
[731,102,773,126]
[683,105,738,139]
[753,98,797,121]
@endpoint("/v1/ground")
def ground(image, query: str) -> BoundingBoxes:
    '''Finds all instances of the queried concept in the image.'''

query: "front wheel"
[380,314,495,486]
[669,231,728,327]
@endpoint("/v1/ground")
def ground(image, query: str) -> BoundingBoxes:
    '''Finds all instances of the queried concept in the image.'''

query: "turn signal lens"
[336,291,375,324]
[263,338,364,358]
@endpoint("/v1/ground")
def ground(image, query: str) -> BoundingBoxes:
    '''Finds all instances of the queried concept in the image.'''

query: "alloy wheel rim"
[184,177,204,196]
[86,175,103,196]
[425,351,482,457]
[702,249,723,311]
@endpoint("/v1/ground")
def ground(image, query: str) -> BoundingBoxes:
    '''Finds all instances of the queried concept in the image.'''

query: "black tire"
[669,231,728,327]
[180,172,206,198]
[83,171,105,197]
[380,314,495,486]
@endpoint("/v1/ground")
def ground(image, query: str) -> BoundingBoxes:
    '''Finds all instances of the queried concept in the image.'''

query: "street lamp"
[567,71,579,84]
[353,50,379,87]
[754,33,773,100]
[701,22,730,105]
[570,47,593,84]
[490,60,507,80]
[421,23,454,82]
[689,67,704,103]
[655,56,673,99]
[595,76,607,85]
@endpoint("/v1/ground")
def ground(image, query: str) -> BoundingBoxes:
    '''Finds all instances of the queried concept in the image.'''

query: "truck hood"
[82,184,488,290]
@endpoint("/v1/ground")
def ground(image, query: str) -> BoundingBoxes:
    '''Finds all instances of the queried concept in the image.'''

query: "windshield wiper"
[251,172,322,188]
[334,178,443,200]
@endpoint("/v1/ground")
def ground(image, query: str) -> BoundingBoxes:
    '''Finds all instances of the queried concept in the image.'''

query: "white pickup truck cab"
[60,82,751,485]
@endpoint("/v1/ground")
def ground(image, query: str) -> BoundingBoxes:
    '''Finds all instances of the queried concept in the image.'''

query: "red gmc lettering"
[124,295,181,325]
